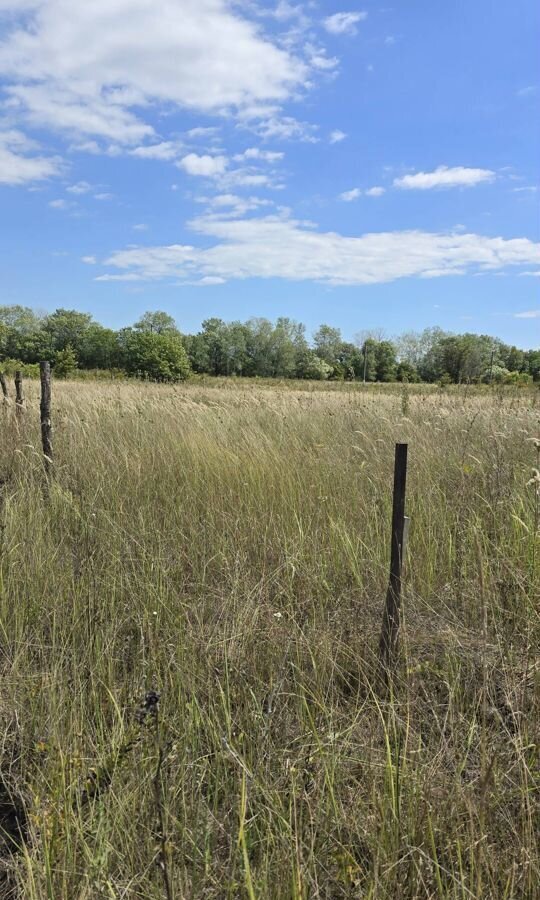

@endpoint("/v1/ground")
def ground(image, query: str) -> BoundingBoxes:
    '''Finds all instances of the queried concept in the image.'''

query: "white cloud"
[219,169,279,189]
[81,255,96,264]
[99,214,540,286]
[130,141,182,161]
[6,83,154,145]
[0,0,308,145]
[329,129,346,143]
[323,11,367,35]
[518,272,540,279]
[67,180,92,194]
[49,198,69,209]
[514,309,540,317]
[185,126,219,139]
[233,147,284,163]
[365,186,385,196]
[394,165,495,190]
[516,85,538,97]
[190,275,226,286]
[197,193,274,217]
[339,187,361,201]
[133,223,149,231]
[94,192,113,200]
[306,44,339,70]
[178,153,228,176]
[249,115,318,142]
[0,128,63,185]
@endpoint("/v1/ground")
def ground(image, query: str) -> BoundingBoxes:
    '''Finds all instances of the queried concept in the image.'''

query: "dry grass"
[0,378,538,898]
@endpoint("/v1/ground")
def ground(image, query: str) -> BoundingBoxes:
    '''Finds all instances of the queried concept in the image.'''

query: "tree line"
[0,305,538,384]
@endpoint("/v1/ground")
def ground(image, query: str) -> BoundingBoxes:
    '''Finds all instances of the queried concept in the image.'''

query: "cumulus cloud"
[178,153,228,176]
[329,129,346,143]
[323,11,367,35]
[339,188,361,201]
[81,255,96,264]
[0,128,63,185]
[394,166,495,190]
[98,214,540,286]
[0,0,308,146]
[365,186,385,196]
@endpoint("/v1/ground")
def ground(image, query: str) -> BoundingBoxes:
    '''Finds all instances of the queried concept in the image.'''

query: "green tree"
[296,350,332,380]
[44,308,93,354]
[122,330,190,382]
[313,324,342,365]
[54,344,78,378]
[133,310,178,334]
[79,325,120,369]
[375,340,397,382]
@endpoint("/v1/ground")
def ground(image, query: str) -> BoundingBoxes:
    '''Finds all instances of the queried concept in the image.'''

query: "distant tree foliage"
[0,307,537,384]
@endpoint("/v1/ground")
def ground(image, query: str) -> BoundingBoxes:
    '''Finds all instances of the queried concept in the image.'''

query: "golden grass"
[0,378,538,898]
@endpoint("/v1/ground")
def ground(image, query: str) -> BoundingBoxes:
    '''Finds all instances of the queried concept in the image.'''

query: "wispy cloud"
[516,85,538,97]
[233,147,284,163]
[514,308,540,317]
[130,142,183,161]
[247,115,319,142]
[0,128,63,185]
[339,186,384,200]
[394,166,495,190]
[329,130,346,144]
[323,11,367,36]
[67,180,92,194]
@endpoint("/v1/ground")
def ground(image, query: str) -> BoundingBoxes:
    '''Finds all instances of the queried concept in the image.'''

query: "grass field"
[0,379,538,898]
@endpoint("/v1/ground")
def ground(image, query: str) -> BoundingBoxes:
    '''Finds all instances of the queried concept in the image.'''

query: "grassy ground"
[0,379,538,899]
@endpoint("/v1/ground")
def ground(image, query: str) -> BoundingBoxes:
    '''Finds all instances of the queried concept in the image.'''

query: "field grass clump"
[0,379,538,898]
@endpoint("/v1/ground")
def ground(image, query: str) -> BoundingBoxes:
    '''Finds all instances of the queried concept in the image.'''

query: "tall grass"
[0,379,538,898]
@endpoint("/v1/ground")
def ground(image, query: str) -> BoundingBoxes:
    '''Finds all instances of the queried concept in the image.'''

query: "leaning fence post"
[40,361,53,474]
[14,370,24,416]
[0,372,8,405]
[379,442,408,683]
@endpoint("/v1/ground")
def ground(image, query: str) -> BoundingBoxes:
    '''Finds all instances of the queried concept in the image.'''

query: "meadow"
[0,378,538,898]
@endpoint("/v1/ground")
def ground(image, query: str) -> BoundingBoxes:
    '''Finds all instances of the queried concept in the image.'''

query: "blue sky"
[0,0,539,346]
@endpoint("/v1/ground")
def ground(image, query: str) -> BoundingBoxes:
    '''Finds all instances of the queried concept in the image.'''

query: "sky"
[0,0,539,347]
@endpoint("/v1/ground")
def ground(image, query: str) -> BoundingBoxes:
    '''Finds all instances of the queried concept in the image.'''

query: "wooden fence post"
[379,442,408,682]
[0,372,8,404]
[40,362,53,474]
[14,371,24,416]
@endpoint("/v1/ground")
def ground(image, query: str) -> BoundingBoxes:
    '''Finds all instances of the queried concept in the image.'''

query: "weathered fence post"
[40,361,53,474]
[0,372,8,404]
[379,443,408,682]
[14,371,24,416]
